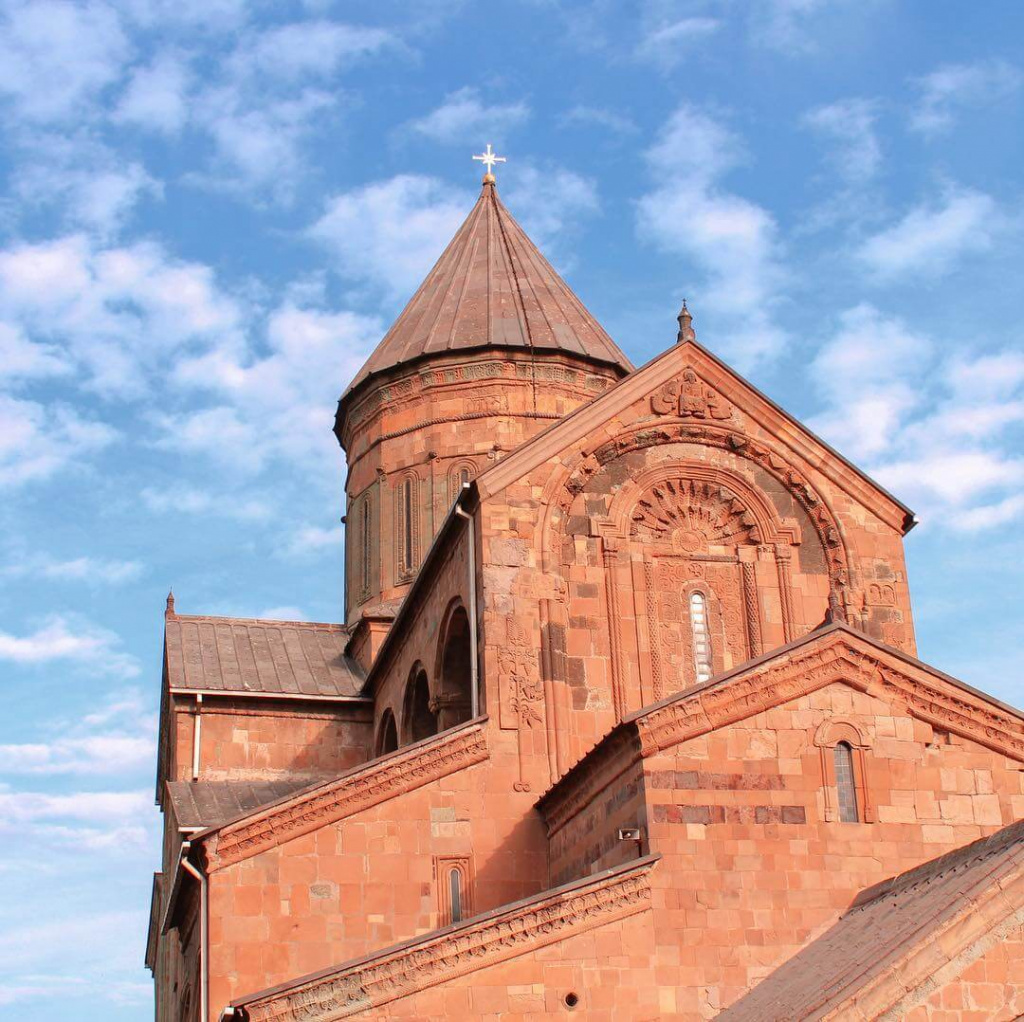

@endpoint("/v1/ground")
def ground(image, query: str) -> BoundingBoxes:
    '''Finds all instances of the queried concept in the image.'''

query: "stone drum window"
[834,741,859,823]
[689,591,713,683]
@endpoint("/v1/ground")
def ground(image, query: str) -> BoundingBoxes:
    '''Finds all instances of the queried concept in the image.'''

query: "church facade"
[147,169,1024,1021]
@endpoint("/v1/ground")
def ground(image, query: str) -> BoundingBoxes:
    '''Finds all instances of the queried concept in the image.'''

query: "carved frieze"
[239,858,656,1022]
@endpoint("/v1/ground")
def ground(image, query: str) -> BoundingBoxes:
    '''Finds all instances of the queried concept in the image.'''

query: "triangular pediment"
[476,338,914,534]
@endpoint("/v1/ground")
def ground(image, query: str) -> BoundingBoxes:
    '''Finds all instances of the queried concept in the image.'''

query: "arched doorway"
[435,603,474,731]
[376,709,398,757]
[402,666,436,744]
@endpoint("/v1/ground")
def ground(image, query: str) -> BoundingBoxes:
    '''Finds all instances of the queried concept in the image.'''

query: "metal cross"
[472,143,506,178]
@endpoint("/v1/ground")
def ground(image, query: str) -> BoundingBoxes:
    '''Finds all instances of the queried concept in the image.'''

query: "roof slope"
[719,818,1024,1021]
[164,611,365,698]
[166,779,313,829]
[341,179,633,399]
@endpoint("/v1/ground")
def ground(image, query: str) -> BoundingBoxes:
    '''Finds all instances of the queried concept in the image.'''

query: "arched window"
[689,591,713,683]
[376,709,398,757]
[448,461,475,503]
[834,742,859,823]
[814,720,872,824]
[436,603,473,730]
[435,855,471,925]
[402,667,436,744]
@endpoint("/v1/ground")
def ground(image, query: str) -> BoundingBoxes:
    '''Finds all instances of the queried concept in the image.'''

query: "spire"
[165,589,176,617]
[677,300,696,344]
[340,165,633,404]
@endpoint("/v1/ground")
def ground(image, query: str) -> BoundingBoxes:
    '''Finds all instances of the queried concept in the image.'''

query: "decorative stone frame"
[814,719,873,823]
[434,854,473,926]
[394,471,421,583]
[447,459,477,504]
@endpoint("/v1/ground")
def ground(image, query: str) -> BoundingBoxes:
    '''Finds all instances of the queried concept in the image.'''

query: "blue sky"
[0,0,1022,1017]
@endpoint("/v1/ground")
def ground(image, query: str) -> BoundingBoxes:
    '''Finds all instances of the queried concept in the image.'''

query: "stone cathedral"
[147,162,1024,1022]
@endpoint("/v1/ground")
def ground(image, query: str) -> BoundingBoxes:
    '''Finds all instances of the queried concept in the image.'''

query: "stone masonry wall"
[642,681,1024,1017]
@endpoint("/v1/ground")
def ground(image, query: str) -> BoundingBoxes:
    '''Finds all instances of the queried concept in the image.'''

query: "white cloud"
[910,59,1022,135]
[857,187,1001,279]
[749,0,832,54]
[409,87,530,144]
[0,615,139,677]
[561,105,637,135]
[0,689,154,775]
[310,174,471,299]
[637,103,786,366]
[2,554,142,584]
[0,0,131,122]
[258,605,307,621]
[140,485,272,521]
[288,523,343,555]
[504,165,600,259]
[0,323,70,382]
[113,50,191,133]
[0,395,116,488]
[808,304,1024,529]
[228,20,398,83]
[803,98,881,182]
[636,16,721,67]
[163,302,381,469]
[0,233,242,397]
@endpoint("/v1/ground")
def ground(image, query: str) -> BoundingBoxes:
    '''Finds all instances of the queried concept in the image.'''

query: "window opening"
[689,591,713,683]
[834,741,859,822]
[449,868,462,923]
[402,478,414,572]
[360,498,371,595]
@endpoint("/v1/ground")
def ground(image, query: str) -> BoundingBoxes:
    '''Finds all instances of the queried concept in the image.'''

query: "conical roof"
[342,179,633,400]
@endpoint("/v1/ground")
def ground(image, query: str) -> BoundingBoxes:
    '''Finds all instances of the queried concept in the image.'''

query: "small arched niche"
[402,665,437,744]
[434,601,474,731]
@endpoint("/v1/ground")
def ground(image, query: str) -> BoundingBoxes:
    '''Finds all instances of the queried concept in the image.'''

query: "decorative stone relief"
[239,858,655,1022]
[497,619,544,792]
[630,478,761,548]
[651,368,731,420]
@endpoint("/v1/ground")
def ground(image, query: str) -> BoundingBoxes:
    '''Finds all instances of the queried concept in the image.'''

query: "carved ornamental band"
[236,857,657,1022]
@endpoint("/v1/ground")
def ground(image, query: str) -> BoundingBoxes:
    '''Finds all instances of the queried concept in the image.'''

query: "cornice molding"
[202,721,488,871]
[234,855,657,1022]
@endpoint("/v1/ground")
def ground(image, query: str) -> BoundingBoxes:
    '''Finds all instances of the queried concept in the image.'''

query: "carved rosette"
[630,478,761,549]
[239,858,657,1022]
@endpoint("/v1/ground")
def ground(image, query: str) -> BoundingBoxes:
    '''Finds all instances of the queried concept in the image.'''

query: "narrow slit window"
[449,868,462,923]
[402,478,414,572]
[360,498,371,594]
[689,592,713,683]
[834,741,859,822]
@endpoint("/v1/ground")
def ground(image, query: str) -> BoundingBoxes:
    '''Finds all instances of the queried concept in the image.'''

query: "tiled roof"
[164,613,365,698]
[341,179,632,400]
[167,780,313,830]
[719,818,1024,1021]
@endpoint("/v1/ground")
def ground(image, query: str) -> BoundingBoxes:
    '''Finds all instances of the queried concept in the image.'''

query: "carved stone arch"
[447,459,477,504]
[433,598,473,731]
[814,717,873,823]
[600,462,786,548]
[402,661,436,745]
[546,422,850,597]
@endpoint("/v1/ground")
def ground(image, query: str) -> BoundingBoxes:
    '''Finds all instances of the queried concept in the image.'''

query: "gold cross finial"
[472,143,506,183]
